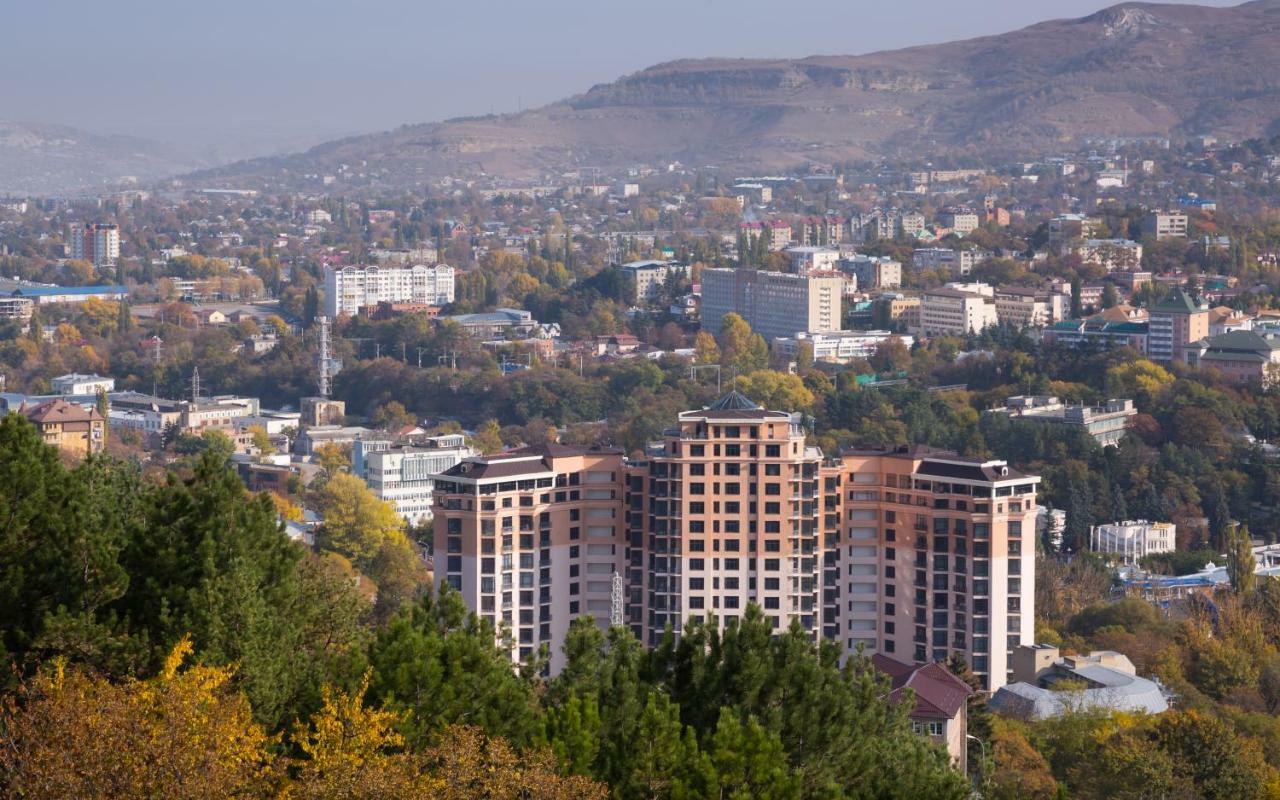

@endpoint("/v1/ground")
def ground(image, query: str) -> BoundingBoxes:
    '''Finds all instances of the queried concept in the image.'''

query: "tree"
[314,473,405,568]
[0,638,279,799]
[471,419,504,455]
[367,586,544,748]
[987,720,1058,800]
[734,370,815,413]
[314,442,351,479]
[1227,522,1257,595]
[717,313,768,374]
[693,330,720,365]
[371,401,416,431]
[250,425,274,457]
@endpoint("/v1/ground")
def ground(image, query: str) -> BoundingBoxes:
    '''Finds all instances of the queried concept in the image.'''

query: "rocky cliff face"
[195,0,1280,189]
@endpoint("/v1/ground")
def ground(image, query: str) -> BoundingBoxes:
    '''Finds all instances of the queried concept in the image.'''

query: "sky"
[0,0,1242,161]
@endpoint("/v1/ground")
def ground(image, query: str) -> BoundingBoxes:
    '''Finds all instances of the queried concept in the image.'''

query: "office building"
[432,394,1040,691]
[701,268,843,342]
[324,264,455,318]
[992,288,1069,329]
[353,434,476,525]
[68,222,120,268]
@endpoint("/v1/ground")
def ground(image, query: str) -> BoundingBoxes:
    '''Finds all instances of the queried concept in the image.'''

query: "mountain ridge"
[190,0,1280,189]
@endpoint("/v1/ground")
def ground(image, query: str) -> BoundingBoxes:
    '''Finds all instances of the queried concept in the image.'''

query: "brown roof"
[23,398,103,424]
[873,654,973,719]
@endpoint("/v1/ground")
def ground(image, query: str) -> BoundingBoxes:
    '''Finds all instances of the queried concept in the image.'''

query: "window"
[764,539,781,552]
[765,444,781,458]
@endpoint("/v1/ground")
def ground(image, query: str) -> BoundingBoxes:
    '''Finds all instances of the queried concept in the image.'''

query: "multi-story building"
[1043,318,1148,353]
[353,434,476,525]
[619,260,690,305]
[1047,214,1101,250]
[839,255,902,290]
[431,443,628,670]
[797,216,845,246]
[1070,239,1143,271]
[22,398,106,457]
[324,264,456,318]
[898,212,927,238]
[0,296,34,322]
[993,288,1069,329]
[68,222,120,268]
[937,209,980,236]
[1187,330,1280,386]
[911,248,989,277]
[1090,520,1176,564]
[739,220,792,251]
[1147,288,1208,363]
[433,394,1041,691]
[1141,211,1189,240]
[986,396,1136,447]
[916,286,997,337]
[700,268,843,342]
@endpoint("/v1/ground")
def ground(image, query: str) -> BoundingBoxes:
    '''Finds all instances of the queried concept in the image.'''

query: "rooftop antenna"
[317,315,333,398]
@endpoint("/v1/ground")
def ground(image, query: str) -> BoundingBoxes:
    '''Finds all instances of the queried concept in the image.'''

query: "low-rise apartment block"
[839,255,902,289]
[993,288,1069,329]
[1142,211,1189,240]
[619,260,690,305]
[773,330,915,364]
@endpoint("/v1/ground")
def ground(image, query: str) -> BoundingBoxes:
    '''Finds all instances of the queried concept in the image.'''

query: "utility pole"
[416,347,427,368]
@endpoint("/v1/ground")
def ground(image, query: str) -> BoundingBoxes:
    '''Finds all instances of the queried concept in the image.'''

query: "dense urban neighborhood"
[8,1,1280,797]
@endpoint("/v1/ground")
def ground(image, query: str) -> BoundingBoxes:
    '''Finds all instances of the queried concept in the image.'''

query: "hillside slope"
[194,0,1280,189]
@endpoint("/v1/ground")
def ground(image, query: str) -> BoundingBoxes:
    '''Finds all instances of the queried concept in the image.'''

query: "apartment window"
[765,463,781,476]
[764,558,780,571]
[690,558,705,571]
[765,483,781,495]
[691,483,706,495]
[764,539,781,552]
[764,597,779,610]
[765,444,781,458]
[690,445,705,457]
[690,578,705,591]
[689,520,705,533]
[690,502,705,514]
[764,577,780,591]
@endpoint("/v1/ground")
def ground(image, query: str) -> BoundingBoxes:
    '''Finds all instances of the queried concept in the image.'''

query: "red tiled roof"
[873,654,973,719]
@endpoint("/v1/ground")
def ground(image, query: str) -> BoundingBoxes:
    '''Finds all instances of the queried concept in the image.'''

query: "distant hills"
[0,121,214,197]
[23,1,1280,196]
[190,0,1280,191]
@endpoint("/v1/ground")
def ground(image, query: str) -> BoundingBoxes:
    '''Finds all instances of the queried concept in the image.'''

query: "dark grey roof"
[708,391,761,411]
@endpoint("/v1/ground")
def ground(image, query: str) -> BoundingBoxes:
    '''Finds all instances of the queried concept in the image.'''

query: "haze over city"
[0,0,1240,157]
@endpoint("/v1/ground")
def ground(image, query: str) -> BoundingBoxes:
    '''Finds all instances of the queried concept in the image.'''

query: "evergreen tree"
[1227,523,1256,595]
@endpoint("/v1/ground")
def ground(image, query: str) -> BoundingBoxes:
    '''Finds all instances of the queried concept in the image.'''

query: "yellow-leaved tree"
[0,637,280,799]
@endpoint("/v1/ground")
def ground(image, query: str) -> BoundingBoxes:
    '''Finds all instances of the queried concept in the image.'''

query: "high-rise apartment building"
[432,394,1040,691]
[701,268,842,342]
[431,444,627,671]
[324,264,455,318]
[68,222,120,268]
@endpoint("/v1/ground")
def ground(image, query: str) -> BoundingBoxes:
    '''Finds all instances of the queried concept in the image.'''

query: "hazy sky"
[0,0,1240,158]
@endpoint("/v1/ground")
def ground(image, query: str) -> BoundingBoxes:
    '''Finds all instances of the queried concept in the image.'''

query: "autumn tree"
[0,639,279,799]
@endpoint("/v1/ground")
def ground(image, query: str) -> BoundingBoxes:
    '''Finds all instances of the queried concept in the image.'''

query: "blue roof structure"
[10,284,127,297]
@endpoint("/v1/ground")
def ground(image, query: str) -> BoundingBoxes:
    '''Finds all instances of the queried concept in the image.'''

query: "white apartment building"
[619,260,690,304]
[353,434,475,524]
[51,373,115,395]
[324,264,456,317]
[701,268,843,342]
[917,285,997,337]
[1090,520,1176,564]
[773,330,915,364]
[1071,239,1143,271]
[912,248,989,277]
